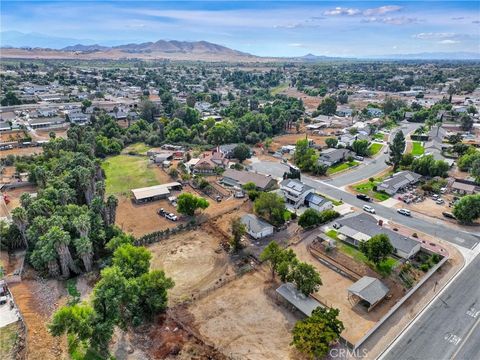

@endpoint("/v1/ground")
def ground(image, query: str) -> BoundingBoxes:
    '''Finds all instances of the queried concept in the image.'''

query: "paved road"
[250,160,480,249]
[383,256,480,360]
[327,122,421,187]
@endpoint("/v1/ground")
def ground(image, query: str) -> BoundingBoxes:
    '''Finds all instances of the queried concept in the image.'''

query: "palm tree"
[105,195,118,226]
[73,213,91,238]
[48,226,79,278]
[11,207,29,248]
[74,236,93,272]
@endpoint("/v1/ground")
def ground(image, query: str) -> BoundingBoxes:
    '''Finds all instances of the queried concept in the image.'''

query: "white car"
[165,213,178,221]
[363,205,376,214]
[397,208,411,216]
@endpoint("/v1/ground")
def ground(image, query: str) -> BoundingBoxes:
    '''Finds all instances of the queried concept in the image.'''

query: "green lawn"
[102,155,160,195]
[353,179,391,201]
[122,142,151,155]
[369,142,384,156]
[327,161,359,175]
[0,323,19,359]
[411,141,425,156]
[271,83,288,95]
[326,229,399,276]
[373,133,385,141]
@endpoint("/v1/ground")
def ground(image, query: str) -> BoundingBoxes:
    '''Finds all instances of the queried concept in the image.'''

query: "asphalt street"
[327,122,421,187]
[382,256,480,360]
[249,160,480,249]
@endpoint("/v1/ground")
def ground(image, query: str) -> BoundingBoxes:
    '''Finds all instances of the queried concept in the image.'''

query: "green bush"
[420,263,431,272]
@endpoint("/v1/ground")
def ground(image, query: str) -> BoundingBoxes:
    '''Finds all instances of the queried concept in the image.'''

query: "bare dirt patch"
[270,133,328,152]
[281,87,322,111]
[0,147,43,158]
[149,229,233,305]
[188,270,300,360]
[9,276,68,360]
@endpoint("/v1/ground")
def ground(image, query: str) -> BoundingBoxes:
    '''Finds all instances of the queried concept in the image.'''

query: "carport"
[348,276,389,312]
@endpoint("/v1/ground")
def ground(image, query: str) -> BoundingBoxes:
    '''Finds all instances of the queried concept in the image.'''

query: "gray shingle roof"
[348,276,389,305]
[336,213,420,254]
[241,214,273,233]
[222,169,276,190]
[276,283,322,316]
[305,192,329,206]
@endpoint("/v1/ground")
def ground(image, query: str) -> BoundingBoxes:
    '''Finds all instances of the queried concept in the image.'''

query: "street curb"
[376,251,467,360]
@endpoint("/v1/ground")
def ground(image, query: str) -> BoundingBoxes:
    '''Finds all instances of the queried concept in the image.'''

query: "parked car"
[436,199,445,205]
[165,213,178,221]
[234,191,245,198]
[442,212,456,219]
[397,208,411,216]
[354,155,364,161]
[356,194,371,202]
[157,208,167,217]
[215,195,222,202]
[363,205,375,214]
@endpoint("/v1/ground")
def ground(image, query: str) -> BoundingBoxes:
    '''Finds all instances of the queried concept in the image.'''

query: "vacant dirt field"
[1,185,37,218]
[149,229,233,305]
[188,270,301,360]
[281,87,322,111]
[0,147,43,158]
[9,277,68,360]
[270,133,328,151]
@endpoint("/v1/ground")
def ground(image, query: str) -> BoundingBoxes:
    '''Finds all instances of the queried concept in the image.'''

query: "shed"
[348,276,389,311]
[276,283,322,317]
[240,214,274,239]
[131,182,182,203]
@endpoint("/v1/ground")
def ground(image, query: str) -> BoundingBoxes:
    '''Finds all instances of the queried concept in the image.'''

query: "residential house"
[334,213,421,259]
[424,125,454,166]
[280,179,315,209]
[304,193,333,212]
[377,170,422,195]
[241,214,274,239]
[29,117,66,130]
[193,152,228,174]
[221,169,277,191]
[339,132,370,147]
[367,108,384,117]
[318,148,354,167]
[68,112,89,125]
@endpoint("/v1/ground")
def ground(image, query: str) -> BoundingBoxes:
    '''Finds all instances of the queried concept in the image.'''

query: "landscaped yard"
[327,160,359,175]
[369,142,383,156]
[372,133,385,141]
[411,141,425,156]
[102,155,160,195]
[353,179,391,201]
[326,230,399,276]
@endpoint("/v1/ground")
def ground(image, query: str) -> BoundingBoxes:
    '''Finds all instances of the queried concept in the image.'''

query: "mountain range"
[1,31,479,62]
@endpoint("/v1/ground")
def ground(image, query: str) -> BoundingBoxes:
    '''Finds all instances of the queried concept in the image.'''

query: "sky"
[1,1,480,57]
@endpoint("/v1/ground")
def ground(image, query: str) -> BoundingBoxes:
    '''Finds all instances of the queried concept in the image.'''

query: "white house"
[280,179,315,209]
[241,214,274,239]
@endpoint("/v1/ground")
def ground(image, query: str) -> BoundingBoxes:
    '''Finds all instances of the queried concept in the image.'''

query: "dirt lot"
[281,87,322,111]
[269,133,328,152]
[188,270,301,360]
[291,241,404,346]
[9,276,68,360]
[1,185,37,218]
[0,147,43,158]
[149,228,233,305]
[33,129,68,141]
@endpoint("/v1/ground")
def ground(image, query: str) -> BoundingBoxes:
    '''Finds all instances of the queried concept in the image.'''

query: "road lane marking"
[444,333,462,345]
[451,316,480,360]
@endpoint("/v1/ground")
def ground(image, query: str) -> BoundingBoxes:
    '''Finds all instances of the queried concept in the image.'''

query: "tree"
[232,144,251,163]
[1,91,22,106]
[254,192,287,227]
[81,99,92,113]
[471,158,480,183]
[317,97,337,115]
[48,302,94,342]
[352,139,370,157]
[400,153,414,167]
[460,113,474,131]
[359,234,394,265]
[176,193,209,216]
[288,262,322,296]
[453,194,480,224]
[325,137,338,148]
[140,99,159,123]
[230,217,246,252]
[74,237,93,272]
[291,307,345,359]
[11,207,28,248]
[260,241,283,279]
[112,244,151,279]
[389,131,405,170]
[294,138,318,172]
[298,208,322,229]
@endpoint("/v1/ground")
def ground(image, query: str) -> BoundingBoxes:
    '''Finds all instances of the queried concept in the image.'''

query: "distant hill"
[370,52,480,60]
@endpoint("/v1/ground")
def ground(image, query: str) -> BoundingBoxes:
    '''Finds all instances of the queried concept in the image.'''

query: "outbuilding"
[241,214,274,239]
[348,276,389,312]
[131,182,182,204]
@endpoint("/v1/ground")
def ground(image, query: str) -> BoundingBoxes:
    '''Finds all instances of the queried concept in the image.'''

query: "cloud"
[413,32,471,41]
[323,7,361,16]
[363,16,419,25]
[363,6,402,16]
[288,43,304,47]
[438,39,460,45]
[473,20,480,24]
[451,17,465,20]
